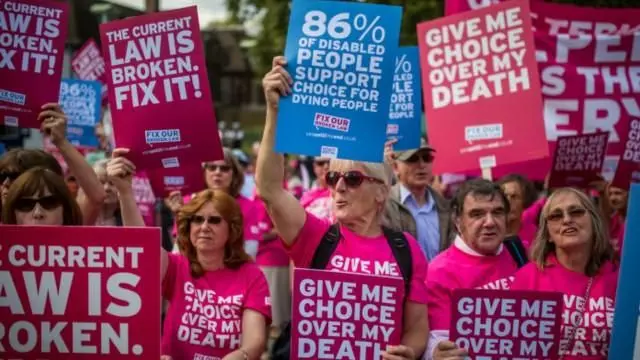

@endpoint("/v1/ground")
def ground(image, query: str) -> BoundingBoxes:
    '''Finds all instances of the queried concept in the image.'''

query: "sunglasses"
[314,160,330,167]
[546,207,587,223]
[204,164,232,173]
[325,171,384,188]
[14,195,62,212]
[405,152,434,163]
[0,171,21,184]
[191,215,223,225]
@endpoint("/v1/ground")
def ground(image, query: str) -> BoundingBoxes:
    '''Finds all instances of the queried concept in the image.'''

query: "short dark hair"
[451,178,510,217]
[497,173,538,209]
[0,149,63,175]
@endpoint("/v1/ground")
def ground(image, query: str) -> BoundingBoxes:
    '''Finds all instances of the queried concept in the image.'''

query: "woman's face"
[327,163,385,224]
[545,192,593,252]
[1,168,20,202]
[96,168,118,205]
[189,201,229,254]
[313,158,330,187]
[501,181,524,222]
[14,188,64,226]
[204,160,233,192]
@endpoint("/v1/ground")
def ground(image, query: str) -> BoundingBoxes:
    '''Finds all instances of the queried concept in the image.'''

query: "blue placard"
[59,79,101,148]
[609,183,640,359]
[275,0,402,162]
[386,46,422,151]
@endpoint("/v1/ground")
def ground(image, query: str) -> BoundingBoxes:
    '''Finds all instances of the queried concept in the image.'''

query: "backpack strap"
[503,235,529,268]
[382,226,413,297]
[310,223,341,270]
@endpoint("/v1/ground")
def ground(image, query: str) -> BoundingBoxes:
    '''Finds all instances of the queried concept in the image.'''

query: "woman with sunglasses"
[511,187,618,360]
[166,148,263,257]
[299,157,333,221]
[257,56,429,360]
[1,167,83,225]
[0,103,106,224]
[107,149,272,360]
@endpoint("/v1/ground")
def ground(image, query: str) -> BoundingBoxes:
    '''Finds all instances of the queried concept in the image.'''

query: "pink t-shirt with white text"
[161,253,271,360]
[287,212,429,304]
[254,200,290,267]
[300,187,332,220]
[511,256,618,360]
[426,244,519,330]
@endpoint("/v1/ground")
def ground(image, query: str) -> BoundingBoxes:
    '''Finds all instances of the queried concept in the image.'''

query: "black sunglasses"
[14,195,63,212]
[325,171,384,188]
[314,160,330,167]
[405,152,434,163]
[204,164,232,173]
[0,171,21,183]
[191,215,223,225]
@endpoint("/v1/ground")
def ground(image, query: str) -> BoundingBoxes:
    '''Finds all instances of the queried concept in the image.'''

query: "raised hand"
[262,56,293,109]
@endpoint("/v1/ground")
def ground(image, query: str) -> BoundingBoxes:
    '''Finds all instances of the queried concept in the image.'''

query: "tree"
[225,0,638,78]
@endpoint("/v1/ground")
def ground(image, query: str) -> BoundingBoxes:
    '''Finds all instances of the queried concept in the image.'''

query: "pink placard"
[451,289,563,360]
[418,0,549,174]
[147,162,205,198]
[291,268,404,359]
[71,39,108,103]
[99,6,223,172]
[132,172,157,226]
[0,225,161,359]
[0,0,68,128]
[548,132,609,188]
[612,119,640,190]
[445,0,506,16]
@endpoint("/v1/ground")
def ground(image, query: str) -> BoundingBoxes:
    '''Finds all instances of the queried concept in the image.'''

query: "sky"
[107,0,230,27]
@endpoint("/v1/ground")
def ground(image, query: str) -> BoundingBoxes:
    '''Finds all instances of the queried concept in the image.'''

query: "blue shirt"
[400,185,441,261]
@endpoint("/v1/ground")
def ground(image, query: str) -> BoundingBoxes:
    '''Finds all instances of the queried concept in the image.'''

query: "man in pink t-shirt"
[424,179,520,360]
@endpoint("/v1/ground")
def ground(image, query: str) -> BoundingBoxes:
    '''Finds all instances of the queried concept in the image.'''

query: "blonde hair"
[530,187,615,276]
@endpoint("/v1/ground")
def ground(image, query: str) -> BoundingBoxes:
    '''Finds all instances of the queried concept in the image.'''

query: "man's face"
[608,186,628,212]
[395,150,434,189]
[456,193,507,255]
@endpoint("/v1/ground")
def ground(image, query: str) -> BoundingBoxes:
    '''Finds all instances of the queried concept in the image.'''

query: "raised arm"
[255,56,306,245]
[39,103,106,224]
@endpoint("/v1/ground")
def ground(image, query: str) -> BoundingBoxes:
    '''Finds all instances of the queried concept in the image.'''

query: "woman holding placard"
[1,167,83,225]
[257,56,430,360]
[106,148,272,360]
[511,187,618,360]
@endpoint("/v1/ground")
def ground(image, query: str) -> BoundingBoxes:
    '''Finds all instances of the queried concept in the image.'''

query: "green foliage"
[225,0,638,78]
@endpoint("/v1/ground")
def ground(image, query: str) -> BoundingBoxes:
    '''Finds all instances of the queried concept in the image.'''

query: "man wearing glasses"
[385,138,453,260]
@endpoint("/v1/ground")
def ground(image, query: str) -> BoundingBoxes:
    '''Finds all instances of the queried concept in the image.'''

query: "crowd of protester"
[0,56,629,360]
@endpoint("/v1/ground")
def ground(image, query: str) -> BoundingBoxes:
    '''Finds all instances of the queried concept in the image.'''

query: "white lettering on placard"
[104,16,203,110]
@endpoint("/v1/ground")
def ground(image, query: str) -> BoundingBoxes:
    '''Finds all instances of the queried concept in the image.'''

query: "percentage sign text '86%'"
[395,54,411,74]
[302,11,385,43]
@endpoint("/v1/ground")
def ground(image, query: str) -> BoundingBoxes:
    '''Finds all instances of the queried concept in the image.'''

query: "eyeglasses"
[546,207,587,223]
[0,171,20,184]
[314,160,329,167]
[191,215,223,225]
[204,164,232,173]
[325,171,384,188]
[14,195,63,212]
[405,152,434,163]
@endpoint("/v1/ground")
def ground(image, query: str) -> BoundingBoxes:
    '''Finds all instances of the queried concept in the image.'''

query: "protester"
[257,56,429,359]
[1,167,83,225]
[385,138,453,260]
[107,148,271,360]
[497,174,538,248]
[0,103,106,224]
[166,147,262,257]
[299,156,332,220]
[425,179,519,360]
[511,187,618,359]
[607,185,628,253]
[88,159,121,226]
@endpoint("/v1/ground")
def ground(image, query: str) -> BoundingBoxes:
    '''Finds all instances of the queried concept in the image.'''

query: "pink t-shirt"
[161,253,271,359]
[254,200,290,267]
[518,222,538,250]
[511,256,619,360]
[426,242,519,330]
[609,212,625,256]
[300,187,332,220]
[287,212,429,304]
